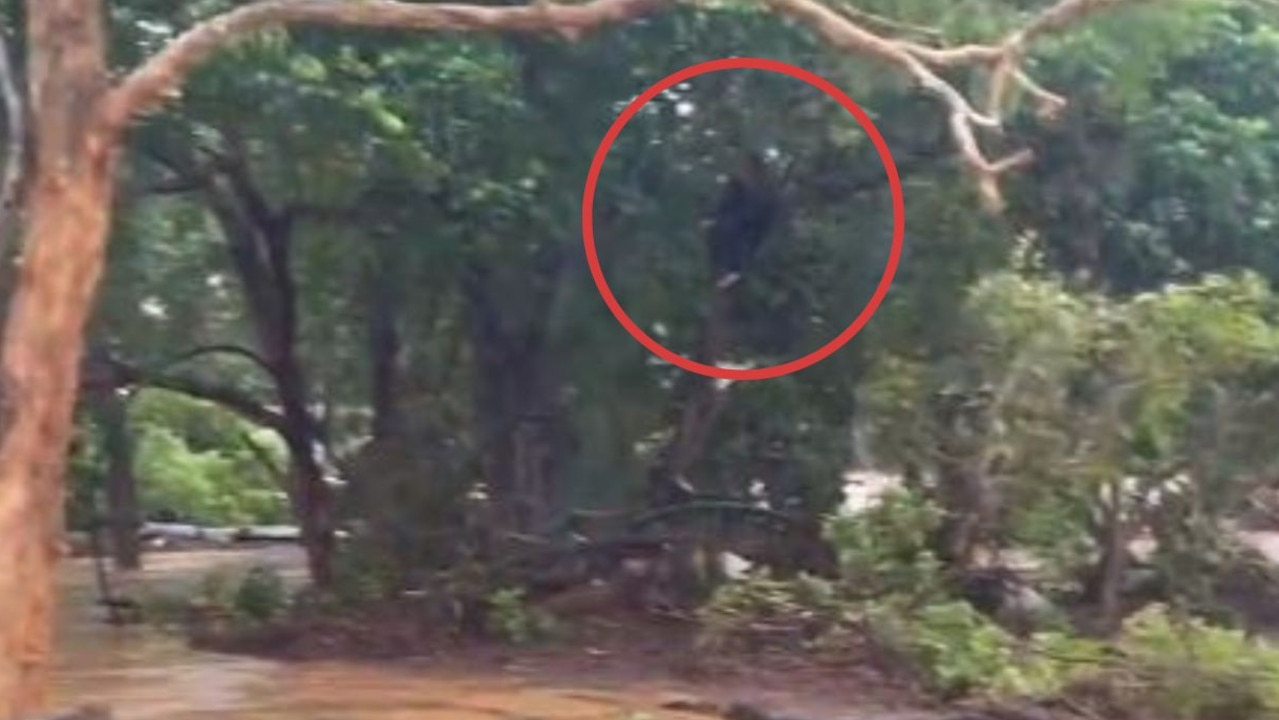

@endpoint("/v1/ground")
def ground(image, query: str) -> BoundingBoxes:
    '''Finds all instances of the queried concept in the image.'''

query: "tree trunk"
[646,287,733,507]
[1096,479,1129,635]
[205,167,336,587]
[92,388,140,570]
[365,250,403,441]
[0,2,117,715]
[276,370,335,587]
[462,259,565,535]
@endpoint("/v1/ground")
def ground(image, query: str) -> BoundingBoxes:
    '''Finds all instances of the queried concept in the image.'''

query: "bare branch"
[830,4,943,42]
[102,0,666,129]
[114,366,287,432]
[151,343,278,381]
[766,0,1131,210]
[80,344,284,430]
[237,428,286,479]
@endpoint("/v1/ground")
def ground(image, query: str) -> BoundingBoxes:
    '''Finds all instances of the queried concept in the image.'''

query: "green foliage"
[866,599,1021,698]
[1018,5,1279,291]
[66,390,289,529]
[825,489,946,602]
[696,573,845,654]
[130,392,288,526]
[1065,605,1279,720]
[98,11,1279,708]
[863,269,1279,605]
[141,565,290,632]
[1120,605,1279,720]
[485,588,559,645]
[326,543,400,610]
[196,567,239,610]
[233,566,288,624]
[698,574,1085,701]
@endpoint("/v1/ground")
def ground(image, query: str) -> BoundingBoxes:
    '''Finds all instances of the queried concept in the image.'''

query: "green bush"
[866,599,1023,698]
[233,566,288,623]
[485,587,559,644]
[65,393,291,528]
[697,573,844,653]
[1100,605,1279,720]
[825,489,946,602]
[329,543,400,609]
[697,577,1279,719]
[135,424,287,526]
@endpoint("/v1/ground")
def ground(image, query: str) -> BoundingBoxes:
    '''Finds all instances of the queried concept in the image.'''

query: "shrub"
[697,573,845,654]
[1098,605,1279,720]
[233,566,288,623]
[825,489,946,602]
[866,599,1021,698]
[485,587,559,644]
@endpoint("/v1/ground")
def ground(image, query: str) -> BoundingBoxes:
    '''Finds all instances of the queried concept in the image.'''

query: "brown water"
[50,548,727,720]
[55,536,1279,719]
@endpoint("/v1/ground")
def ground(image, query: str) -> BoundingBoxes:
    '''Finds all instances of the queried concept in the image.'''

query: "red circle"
[581,57,904,381]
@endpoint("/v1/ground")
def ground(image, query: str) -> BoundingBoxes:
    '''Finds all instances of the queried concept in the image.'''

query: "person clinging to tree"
[705,151,780,290]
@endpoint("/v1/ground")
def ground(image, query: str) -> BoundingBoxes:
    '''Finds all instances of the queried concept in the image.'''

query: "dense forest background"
[68,0,1279,598]
[12,0,1279,718]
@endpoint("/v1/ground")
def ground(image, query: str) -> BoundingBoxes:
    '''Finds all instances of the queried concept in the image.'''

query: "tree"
[862,267,1279,632]
[0,0,1190,715]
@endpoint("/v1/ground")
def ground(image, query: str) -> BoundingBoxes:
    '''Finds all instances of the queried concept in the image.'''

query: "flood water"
[50,548,726,720]
[50,547,937,720]
[67,530,1279,719]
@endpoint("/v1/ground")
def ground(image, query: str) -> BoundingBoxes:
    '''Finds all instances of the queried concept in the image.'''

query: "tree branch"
[123,134,223,201]
[150,343,279,381]
[112,365,287,432]
[101,0,667,129]
[237,428,286,480]
[763,0,1119,210]
[101,0,1140,213]
[80,345,285,431]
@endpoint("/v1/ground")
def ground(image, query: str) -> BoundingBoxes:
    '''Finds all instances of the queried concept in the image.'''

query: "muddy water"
[50,548,720,720]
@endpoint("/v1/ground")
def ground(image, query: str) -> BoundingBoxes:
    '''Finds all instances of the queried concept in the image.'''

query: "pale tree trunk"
[0,1,118,716]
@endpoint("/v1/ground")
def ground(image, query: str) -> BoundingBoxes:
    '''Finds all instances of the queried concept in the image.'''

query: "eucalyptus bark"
[0,2,119,716]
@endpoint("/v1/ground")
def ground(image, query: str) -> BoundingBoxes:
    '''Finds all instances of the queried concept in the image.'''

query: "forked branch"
[105,0,1146,213]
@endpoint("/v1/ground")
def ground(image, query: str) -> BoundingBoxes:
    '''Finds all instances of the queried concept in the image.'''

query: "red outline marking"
[581,57,904,381]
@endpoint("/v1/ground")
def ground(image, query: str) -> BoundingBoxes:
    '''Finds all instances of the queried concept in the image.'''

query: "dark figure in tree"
[706,152,780,290]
